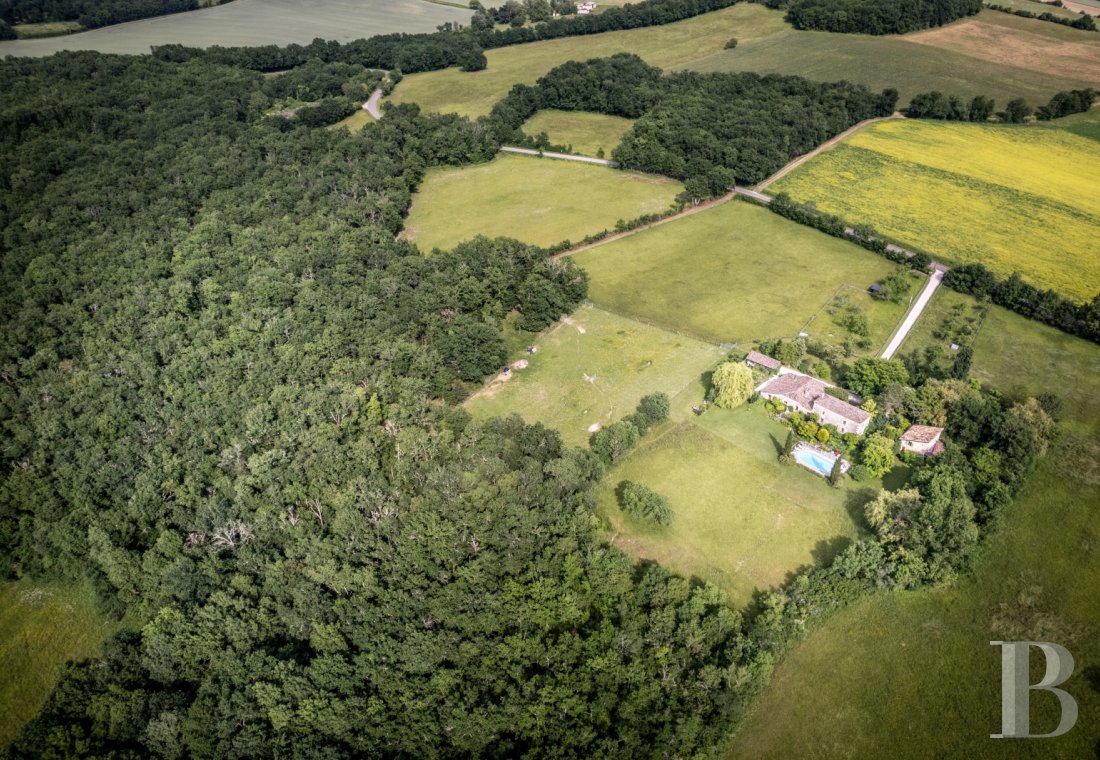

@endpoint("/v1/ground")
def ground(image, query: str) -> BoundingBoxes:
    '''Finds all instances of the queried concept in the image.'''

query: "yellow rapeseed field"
[773,119,1100,301]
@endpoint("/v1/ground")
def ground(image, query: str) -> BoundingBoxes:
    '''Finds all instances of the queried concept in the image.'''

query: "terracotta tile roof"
[758,373,870,425]
[745,351,781,370]
[813,393,871,425]
[900,425,944,444]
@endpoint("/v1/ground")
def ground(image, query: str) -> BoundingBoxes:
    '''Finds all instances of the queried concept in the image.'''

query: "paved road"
[499,146,619,166]
[881,265,946,360]
[753,112,903,192]
[364,88,384,119]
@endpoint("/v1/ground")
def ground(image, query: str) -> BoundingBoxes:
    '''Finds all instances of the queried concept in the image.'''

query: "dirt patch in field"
[903,19,1100,80]
[1061,0,1100,16]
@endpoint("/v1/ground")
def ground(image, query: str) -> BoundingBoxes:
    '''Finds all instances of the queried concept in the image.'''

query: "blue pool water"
[794,447,836,477]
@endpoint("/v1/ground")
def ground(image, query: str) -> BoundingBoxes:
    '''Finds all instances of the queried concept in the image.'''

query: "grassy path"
[754,112,904,192]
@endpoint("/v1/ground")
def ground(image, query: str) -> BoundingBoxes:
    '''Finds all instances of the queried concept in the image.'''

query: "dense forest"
[488,54,896,194]
[773,0,982,34]
[0,0,225,30]
[0,50,766,758]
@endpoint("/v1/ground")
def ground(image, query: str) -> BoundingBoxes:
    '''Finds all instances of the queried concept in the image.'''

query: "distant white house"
[757,370,871,435]
[900,424,946,456]
[744,350,781,372]
[576,1,597,12]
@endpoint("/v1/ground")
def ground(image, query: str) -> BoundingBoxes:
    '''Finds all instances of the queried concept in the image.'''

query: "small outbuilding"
[744,350,781,372]
[900,424,945,456]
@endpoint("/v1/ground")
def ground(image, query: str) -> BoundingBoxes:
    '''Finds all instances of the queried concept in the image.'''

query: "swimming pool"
[793,446,836,477]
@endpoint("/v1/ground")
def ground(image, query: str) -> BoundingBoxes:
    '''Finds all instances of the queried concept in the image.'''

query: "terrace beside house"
[756,370,871,435]
[899,424,945,456]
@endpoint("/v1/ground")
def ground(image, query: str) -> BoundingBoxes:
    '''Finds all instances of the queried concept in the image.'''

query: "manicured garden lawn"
[0,580,121,745]
[571,201,907,346]
[465,305,725,447]
[595,408,870,607]
[389,5,1095,119]
[402,154,681,252]
[727,305,1100,759]
[521,109,634,157]
[772,118,1100,300]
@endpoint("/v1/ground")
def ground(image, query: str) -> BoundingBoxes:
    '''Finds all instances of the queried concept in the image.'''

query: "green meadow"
[0,581,121,745]
[571,200,907,347]
[521,110,634,157]
[728,305,1100,759]
[466,305,725,447]
[402,154,681,252]
[390,5,1096,118]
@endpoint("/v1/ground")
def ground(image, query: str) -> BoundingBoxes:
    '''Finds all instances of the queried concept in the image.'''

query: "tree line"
[906,87,1096,122]
[0,0,223,30]
[986,2,1097,31]
[486,53,897,195]
[767,193,1100,346]
[763,0,981,34]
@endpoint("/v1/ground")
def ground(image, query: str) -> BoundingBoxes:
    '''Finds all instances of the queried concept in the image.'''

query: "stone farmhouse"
[899,424,946,456]
[757,371,871,435]
[744,350,781,372]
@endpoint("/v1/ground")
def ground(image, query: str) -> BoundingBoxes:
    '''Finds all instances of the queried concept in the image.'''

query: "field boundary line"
[754,112,904,192]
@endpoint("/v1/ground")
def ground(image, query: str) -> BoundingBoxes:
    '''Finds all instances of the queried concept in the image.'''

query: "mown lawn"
[388,5,1096,119]
[0,580,121,746]
[728,305,1100,759]
[402,153,681,252]
[571,200,907,346]
[595,408,871,608]
[465,304,725,447]
[772,118,1100,301]
[521,109,634,157]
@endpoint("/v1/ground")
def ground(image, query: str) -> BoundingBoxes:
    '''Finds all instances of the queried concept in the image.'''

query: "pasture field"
[772,119,1100,301]
[728,305,1100,759]
[388,5,1096,118]
[596,412,867,607]
[0,580,121,745]
[982,0,1083,18]
[402,154,681,252]
[465,305,725,447]
[0,0,463,56]
[571,201,907,346]
[521,110,634,157]
[12,21,83,38]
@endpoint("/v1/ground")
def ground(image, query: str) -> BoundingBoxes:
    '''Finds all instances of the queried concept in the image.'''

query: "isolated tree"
[712,362,754,408]
[637,392,671,429]
[1003,98,1032,123]
[617,481,674,525]
[828,457,844,488]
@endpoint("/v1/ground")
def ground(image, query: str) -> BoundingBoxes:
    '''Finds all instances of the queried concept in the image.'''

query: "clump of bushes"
[724,37,738,49]
[589,392,670,465]
[617,481,674,525]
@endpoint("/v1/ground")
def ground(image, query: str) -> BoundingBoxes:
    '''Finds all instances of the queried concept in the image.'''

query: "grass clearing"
[597,413,868,607]
[520,109,634,157]
[983,0,1083,19]
[772,118,1100,301]
[402,153,681,252]
[465,304,725,447]
[388,5,1096,119]
[12,21,83,38]
[728,305,1100,759]
[571,200,908,346]
[0,580,120,745]
[328,108,374,132]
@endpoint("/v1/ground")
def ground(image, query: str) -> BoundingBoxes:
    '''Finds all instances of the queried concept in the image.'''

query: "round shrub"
[617,481,674,526]
[849,464,870,482]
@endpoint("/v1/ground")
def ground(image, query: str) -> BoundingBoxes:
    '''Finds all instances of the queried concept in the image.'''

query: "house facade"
[900,425,945,456]
[757,371,871,435]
